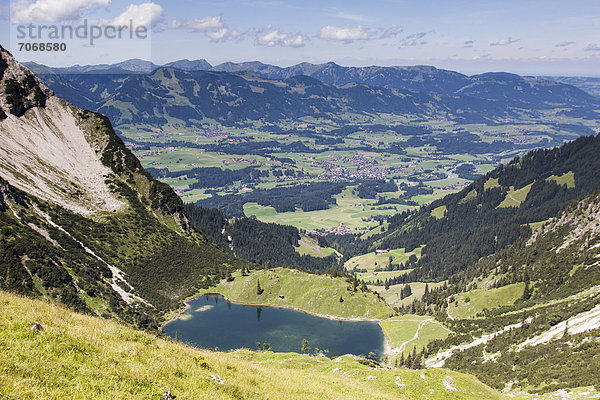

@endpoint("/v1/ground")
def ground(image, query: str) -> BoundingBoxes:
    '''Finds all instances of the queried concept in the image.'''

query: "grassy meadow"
[204,267,395,320]
[0,290,505,400]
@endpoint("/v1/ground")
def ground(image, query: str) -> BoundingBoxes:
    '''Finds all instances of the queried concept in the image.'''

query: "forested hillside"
[417,192,600,393]
[185,204,340,272]
[334,134,600,284]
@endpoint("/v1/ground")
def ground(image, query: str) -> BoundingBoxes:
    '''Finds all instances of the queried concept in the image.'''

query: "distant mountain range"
[24,59,600,129]
[543,75,600,98]
[27,58,599,104]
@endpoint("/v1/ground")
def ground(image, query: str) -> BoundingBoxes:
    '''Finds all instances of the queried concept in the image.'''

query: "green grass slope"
[448,283,526,319]
[381,315,451,361]
[206,267,395,320]
[0,290,504,399]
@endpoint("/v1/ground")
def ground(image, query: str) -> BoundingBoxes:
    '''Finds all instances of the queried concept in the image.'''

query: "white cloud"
[256,29,305,47]
[400,32,429,47]
[207,28,242,42]
[169,16,224,31]
[318,25,381,42]
[490,37,520,46]
[334,10,367,22]
[169,15,242,42]
[584,43,600,52]
[102,3,163,29]
[464,40,475,48]
[555,41,575,47]
[11,0,110,23]
[380,26,403,39]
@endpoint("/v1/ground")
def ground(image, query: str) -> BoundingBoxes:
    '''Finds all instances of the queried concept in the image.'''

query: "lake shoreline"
[162,292,384,328]
[163,292,392,360]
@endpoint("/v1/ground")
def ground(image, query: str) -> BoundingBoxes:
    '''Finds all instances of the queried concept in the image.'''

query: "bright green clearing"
[497,183,533,208]
[370,282,446,309]
[431,205,447,219]
[546,171,575,189]
[528,218,552,232]
[380,315,452,359]
[294,234,338,258]
[448,282,526,319]
[357,270,413,284]
[205,267,395,320]
[345,247,424,273]
[484,177,500,190]
[0,290,504,400]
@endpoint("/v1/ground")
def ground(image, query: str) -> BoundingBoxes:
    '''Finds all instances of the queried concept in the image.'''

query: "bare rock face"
[0,45,53,118]
[0,45,126,215]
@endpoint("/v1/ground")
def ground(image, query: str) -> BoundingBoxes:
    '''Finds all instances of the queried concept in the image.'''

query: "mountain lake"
[164,294,385,359]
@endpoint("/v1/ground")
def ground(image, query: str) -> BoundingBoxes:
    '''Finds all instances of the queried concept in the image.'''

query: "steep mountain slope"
[0,45,246,328]
[419,192,600,393]
[342,134,600,284]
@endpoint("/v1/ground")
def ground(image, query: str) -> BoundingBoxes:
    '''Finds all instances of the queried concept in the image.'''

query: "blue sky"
[2,0,600,75]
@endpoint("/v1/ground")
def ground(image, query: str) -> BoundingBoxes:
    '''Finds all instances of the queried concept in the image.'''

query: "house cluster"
[148,132,173,140]
[438,182,469,190]
[123,141,144,150]
[317,165,404,182]
[331,154,377,168]
[310,224,352,236]
[139,147,177,158]
[197,128,230,137]
[222,157,265,166]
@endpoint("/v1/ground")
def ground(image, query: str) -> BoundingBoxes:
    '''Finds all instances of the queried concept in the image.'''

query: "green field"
[431,205,447,219]
[448,282,526,319]
[497,183,533,208]
[345,247,424,273]
[120,117,568,232]
[357,270,413,284]
[546,171,575,188]
[371,281,447,309]
[294,234,339,258]
[242,184,413,232]
[0,290,505,400]
[205,268,395,320]
[380,315,452,360]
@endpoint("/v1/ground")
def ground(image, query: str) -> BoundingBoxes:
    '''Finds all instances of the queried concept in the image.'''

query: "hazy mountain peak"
[163,58,212,71]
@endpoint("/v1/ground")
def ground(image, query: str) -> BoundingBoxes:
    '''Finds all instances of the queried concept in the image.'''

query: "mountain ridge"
[26,58,599,108]
[0,44,246,327]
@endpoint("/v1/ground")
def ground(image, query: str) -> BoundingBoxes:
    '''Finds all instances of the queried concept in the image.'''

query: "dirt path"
[398,318,430,353]
[446,302,455,321]
[386,318,452,361]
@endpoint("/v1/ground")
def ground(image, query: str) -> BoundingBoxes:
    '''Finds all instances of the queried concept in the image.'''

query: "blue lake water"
[163,294,385,359]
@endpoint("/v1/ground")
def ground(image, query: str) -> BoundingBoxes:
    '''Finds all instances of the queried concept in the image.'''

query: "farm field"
[294,235,339,258]
[117,114,580,231]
